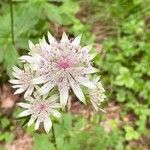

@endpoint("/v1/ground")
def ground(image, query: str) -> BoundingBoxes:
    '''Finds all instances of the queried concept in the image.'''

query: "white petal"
[12,72,20,79]
[39,37,49,51]
[42,36,47,44]
[25,96,35,102]
[92,76,100,84]
[14,88,25,94]
[61,32,69,43]
[34,119,41,130]
[50,103,62,109]
[50,109,61,118]
[17,102,30,108]
[12,66,22,73]
[12,85,23,88]
[59,87,69,107]
[84,67,99,74]
[19,55,33,63]
[47,94,59,102]
[69,77,85,104]
[42,93,50,100]
[91,100,99,111]
[48,32,55,44]
[18,110,30,117]
[32,75,50,84]
[76,77,95,89]
[9,79,21,84]
[24,64,30,72]
[38,82,55,95]
[28,40,35,50]
[24,86,34,98]
[28,116,36,127]
[90,53,97,60]
[44,117,52,133]
[82,44,93,52]
[72,34,82,45]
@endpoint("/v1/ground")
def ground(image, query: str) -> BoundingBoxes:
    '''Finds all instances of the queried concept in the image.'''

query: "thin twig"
[9,0,14,44]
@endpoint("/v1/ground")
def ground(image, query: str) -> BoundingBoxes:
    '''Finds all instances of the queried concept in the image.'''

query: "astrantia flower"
[17,94,61,133]
[9,65,35,98]
[89,78,106,111]
[28,32,98,106]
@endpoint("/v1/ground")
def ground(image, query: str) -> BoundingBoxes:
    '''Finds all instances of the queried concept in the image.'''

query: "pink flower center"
[38,103,47,112]
[57,57,73,70]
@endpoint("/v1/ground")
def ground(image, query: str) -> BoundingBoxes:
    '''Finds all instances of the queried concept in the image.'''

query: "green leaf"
[13,4,39,38]
[0,117,10,129]
[115,67,134,88]
[124,125,140,141]
[4,43,19,76]
[45,4,63,25]
[0,134,5,141]
[0,46,4,63]
[4,132,14,143]
[0,14,11,39]
[32,133,55,150]
[116,89,126,102]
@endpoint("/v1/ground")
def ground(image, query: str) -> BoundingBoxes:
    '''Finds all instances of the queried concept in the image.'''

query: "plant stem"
[10,0,14,44]
[52,125,57,149]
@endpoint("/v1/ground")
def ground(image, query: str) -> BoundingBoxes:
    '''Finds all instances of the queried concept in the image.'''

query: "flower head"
[30,32,98,106]
[9,65,35,98]
[17,94,61,133]
[89,78,106,111]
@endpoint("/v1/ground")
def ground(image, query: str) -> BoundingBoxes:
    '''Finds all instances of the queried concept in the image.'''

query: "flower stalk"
[10,0,14,44]
[52,125,57,149]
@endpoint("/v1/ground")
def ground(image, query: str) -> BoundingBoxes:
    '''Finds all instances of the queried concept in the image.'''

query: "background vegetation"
[0,0,150,150]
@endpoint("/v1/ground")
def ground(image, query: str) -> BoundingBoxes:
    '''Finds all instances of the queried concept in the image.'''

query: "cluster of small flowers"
[89,77,106,112]
[9,32,106,133]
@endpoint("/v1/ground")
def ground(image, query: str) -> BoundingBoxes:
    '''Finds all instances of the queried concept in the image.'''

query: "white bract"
[9,65,35,98]
[23,32,99,106]
[17,94,61,133]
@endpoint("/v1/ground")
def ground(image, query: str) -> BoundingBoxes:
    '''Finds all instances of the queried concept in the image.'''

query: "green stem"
[10,0,14,44]
[52,125,57,149]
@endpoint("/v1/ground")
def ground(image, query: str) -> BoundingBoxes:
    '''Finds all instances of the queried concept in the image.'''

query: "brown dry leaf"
[0,83,20,109]
[105,101,121,120]
[69,96,93,119]
[5,133,33,150]
[100,101,122,132]
[123,113,137,123]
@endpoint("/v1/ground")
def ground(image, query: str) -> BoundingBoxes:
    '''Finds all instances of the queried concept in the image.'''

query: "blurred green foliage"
[30,113,124,150]
[0,0,150,150]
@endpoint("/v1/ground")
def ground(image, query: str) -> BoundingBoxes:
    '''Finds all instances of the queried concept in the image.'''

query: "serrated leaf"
[13,4,39,38]
[45,4,63,25]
